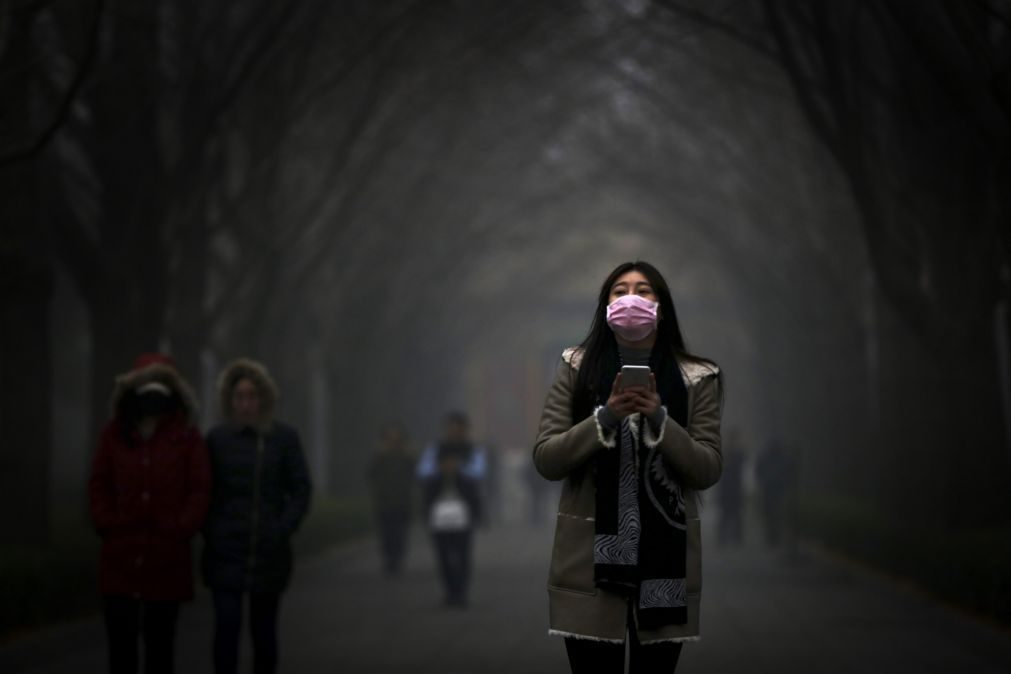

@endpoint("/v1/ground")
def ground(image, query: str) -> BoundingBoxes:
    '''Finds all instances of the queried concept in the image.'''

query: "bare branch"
[653,0,780,61]
[0,0,102,167]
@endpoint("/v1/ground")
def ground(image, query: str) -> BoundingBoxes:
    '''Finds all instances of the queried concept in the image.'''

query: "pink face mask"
[606,294,659,342]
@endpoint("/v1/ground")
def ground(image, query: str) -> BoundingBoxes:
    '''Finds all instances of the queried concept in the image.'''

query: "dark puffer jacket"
[201,359,312,593]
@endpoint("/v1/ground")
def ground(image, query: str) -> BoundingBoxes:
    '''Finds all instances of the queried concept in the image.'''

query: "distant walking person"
[88,353,211,674]
[534,261,723,673]
[417,411,487,484]
[755,438,797,549]
[202,359,312,674]
[367,423,417,575]
[421,412,483,607]
[717,428,745,546]
[483,443,502,527]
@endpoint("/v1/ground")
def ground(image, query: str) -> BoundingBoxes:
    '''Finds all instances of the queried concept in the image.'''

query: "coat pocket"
[686,517,702,596]
[547,513,597,595]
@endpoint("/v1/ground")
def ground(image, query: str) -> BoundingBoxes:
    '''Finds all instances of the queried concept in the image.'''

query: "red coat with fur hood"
[88,354,211,601]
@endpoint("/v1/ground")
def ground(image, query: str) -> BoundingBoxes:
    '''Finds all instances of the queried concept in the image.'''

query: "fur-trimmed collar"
[562,346,585,370]
[109,362,198,424]
[217,358,278,430]
[678,358,720,386]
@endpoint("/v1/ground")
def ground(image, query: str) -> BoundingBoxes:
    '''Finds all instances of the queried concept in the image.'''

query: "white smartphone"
[620,365,651,389]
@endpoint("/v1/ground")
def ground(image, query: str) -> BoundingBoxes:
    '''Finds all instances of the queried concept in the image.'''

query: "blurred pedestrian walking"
[367,422,416,576]
[421,412,483,607]
[417,411,487,483]
[88,353,211,674]
[483,442,503,527]
[533,261,723,673]
[202,359,312,674]
[717,428,746,547]
[756,438,799,551]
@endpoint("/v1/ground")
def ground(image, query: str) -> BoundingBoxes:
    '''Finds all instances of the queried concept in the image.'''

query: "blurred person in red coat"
[88,353,211,674]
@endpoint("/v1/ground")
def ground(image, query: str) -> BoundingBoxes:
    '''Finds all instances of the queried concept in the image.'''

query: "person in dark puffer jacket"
[202,358,312,674]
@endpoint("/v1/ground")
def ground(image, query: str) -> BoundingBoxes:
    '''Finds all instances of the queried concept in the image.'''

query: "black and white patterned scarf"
[593,353,689,630]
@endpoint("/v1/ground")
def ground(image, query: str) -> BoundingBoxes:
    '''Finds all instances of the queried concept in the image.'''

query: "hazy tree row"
[1,0,1008,548]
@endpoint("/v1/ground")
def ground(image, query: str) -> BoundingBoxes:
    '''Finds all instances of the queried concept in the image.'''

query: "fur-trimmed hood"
[217,358,278,429]
[109,360,199,425]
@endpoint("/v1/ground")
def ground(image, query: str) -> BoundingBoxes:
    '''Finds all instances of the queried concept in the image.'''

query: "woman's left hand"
[626,373,661,417]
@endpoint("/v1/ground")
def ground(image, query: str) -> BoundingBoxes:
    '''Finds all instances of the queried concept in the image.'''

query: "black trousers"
[718,505,744,546]
[212,590,282,674]
[377,507,411,574]
[564,604,684,674]
[431,530,472,604]
[102,595,179,674]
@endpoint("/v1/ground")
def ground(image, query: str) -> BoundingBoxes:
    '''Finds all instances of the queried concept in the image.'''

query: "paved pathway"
[3,522,1011,673]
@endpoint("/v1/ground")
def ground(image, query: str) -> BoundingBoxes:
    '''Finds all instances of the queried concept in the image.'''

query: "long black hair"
[571,260,719,423]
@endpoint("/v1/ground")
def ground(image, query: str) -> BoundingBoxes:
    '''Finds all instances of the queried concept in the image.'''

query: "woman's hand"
[606,372,661,419]
[605,373,637,419]
[633,373,661,418]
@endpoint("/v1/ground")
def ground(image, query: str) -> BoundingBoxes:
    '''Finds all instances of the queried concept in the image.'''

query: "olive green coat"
[533,347,722,644]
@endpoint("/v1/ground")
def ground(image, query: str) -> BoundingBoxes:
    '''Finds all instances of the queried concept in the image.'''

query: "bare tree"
[0,0,100,544]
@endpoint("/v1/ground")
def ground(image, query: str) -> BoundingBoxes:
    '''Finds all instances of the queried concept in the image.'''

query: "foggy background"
[1,1,1010,672]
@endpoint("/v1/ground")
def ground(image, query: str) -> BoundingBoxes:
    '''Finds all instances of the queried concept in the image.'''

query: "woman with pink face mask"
[534,261,723,674]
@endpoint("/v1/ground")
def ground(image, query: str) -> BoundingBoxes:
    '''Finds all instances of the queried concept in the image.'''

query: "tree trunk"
[0,251,54,545]
[996,296,1011,462]
[951,318,1011,525]
[0,15,53,545]
[165,214,209,414]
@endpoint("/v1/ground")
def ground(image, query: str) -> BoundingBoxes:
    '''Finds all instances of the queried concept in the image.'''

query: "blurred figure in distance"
[367,422,416,576]
[421,412,483,607]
